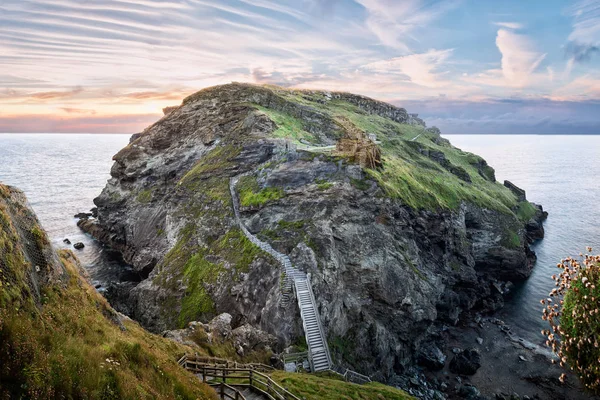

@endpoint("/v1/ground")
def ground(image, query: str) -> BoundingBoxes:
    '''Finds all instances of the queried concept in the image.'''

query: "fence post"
[249,370,253,388]
[202,367,207,383]
[220,383,224,398]
[222,368,226,384]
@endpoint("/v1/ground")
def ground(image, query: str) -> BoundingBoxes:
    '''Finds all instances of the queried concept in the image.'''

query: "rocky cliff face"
[80,83,546,380]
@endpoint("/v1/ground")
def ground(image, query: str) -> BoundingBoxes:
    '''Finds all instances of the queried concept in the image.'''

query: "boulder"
[73,242,85,250]
[207,313,233,339]
[417,343,447,371]
[231,324,277,357]
[63,238,71,244]
[450,348,481,375]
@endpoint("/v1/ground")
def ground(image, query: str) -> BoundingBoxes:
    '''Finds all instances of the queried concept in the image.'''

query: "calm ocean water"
[0,133,598,342]
[0,133,131,286]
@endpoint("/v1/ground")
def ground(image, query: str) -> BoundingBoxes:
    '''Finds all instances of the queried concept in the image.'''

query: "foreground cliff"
[80,83,546,380]
[0,184,217,399]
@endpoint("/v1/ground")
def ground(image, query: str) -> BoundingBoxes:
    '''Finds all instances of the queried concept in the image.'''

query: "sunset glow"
[1,0,599,133]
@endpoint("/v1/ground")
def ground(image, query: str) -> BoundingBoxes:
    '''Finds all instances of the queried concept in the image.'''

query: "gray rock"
[504,181,526,202]
[418,343,447,370]
[79,82,546,380]
[450,348,482,375]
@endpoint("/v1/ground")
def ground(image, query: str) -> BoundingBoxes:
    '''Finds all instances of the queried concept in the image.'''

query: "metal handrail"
[305,273,333,369]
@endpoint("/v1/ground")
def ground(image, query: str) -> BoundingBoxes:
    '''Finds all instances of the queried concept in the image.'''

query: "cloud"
[0,113,160,133]
[354,0,458,50]
[493,22,523,30]
[60,107,96,114]
[496,29,546,87]
[399,97,600,134]
[566,0,600,63]
[361,49,453,88]
[28,87,83,100]
[565,41,600,63]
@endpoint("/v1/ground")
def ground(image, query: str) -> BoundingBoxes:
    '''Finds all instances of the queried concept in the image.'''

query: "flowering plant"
[542,247,600,392]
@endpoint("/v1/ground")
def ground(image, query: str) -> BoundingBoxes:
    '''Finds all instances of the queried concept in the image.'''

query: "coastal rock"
[417,343,447,370]
[504,181,526,202]
[80,83,546,379]
[74,212,93,219]
[450,348,482,375]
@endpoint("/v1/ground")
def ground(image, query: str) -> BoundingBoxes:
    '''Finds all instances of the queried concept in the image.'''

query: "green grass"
[249,85,528,215]
[515,201,537,221]
[315,179,334,191]
[0,185,218,400]
[136,189,152,203]
[271,371,414,400]
[237,175,284,207]
[253,105,318,144]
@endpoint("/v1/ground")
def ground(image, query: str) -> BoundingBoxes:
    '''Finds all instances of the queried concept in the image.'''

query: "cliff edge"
[79,82,546,380]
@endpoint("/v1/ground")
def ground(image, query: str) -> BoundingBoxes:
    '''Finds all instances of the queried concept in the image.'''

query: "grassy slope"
[0,185,217,400]
[272,371,414,400]
[252,87,536,218]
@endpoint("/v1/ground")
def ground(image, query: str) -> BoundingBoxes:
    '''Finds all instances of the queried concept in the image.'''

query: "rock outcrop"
[79,82,546,380]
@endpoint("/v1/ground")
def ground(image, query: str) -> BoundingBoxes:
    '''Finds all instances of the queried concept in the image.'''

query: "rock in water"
[450,348,482,375]
[73,242,85,250]
[79,83,546,379]
[63,238,71,244]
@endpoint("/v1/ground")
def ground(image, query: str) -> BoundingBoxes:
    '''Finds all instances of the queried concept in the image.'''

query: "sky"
[1,0,599,134]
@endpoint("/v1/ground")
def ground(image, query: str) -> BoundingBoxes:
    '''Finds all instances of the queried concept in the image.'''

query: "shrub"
[542,247,600,393]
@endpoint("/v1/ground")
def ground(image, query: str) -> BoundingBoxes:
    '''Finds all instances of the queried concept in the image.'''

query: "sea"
[0,133,599,344]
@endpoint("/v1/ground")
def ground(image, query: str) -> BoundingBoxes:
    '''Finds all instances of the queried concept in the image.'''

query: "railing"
[329,364,372,385]
[180,355,275,373]
[304,273,333,371]
[179,355,301,400]
[212,382,247,400]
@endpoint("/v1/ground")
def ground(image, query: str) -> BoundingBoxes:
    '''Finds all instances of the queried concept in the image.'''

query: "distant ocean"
[0,133,131,286]
[1,133,599,344]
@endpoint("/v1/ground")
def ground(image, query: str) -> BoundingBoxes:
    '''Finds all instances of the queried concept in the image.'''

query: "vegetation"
[0,188,217,400]
[237,175,284,207]
[542,248,600,393]
[271,371,414,400]
[250,86,526,215]
[252,105,318,144]
[136,189,153,203]
[315,179,334,191]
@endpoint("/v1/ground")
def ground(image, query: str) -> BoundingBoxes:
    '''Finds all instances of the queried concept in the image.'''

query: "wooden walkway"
[179,355,300,400]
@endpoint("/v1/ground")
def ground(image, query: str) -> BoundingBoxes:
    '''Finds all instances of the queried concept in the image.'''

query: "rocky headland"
[78,83,562,398]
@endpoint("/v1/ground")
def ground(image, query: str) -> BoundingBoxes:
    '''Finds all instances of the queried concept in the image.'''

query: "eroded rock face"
[80,83,545,380]
[162,313,277,356]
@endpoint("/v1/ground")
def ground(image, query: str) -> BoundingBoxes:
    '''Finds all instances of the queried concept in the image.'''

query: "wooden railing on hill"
[180,355,275,373]
[178,355,301,400]
[211,382,247,400]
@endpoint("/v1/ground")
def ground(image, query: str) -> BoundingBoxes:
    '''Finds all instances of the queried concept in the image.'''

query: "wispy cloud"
[361,49,453,88]
[565,0,600,63]
[0,0,598,134]
[354,0,458,50]
[493,22,523,30]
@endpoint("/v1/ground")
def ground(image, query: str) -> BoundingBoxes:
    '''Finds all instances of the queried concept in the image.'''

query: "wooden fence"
[179,355,301,400]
